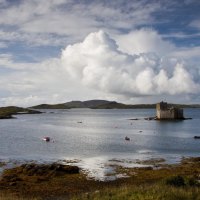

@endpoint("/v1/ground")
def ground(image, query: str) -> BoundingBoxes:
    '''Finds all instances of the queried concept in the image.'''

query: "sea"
[0,108,199,180]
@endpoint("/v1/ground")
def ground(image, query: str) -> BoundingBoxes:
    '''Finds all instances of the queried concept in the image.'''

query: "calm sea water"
[0,108,199,180]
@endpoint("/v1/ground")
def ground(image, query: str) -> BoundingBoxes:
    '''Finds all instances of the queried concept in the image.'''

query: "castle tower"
[156,102,184,120]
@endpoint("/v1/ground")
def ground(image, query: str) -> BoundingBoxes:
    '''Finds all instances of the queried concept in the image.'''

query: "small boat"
[125,136,130,141]
[194,136,200,139]
[43,137,50,142]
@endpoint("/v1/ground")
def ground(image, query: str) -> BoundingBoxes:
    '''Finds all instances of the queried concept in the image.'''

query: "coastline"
[0,156,200,200]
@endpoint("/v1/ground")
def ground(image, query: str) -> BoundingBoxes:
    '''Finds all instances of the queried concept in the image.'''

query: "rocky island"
[0,106,42,119]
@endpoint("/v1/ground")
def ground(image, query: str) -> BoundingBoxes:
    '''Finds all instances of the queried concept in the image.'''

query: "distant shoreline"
[30,100,200,109]
[0,102,199,120]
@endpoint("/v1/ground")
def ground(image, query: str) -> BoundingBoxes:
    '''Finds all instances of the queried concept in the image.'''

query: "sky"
[0,0,200,107]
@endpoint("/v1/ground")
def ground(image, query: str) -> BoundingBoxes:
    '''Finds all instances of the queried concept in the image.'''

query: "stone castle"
[156,101,184,120]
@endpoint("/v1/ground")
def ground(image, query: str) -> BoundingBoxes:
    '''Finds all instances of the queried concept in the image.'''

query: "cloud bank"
[61,30,199,98]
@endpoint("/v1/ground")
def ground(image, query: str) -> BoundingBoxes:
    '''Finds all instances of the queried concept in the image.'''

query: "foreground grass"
[1,184,200,200]
[0,194,39,200]
[0,157,200,200]
[73,184,200,200]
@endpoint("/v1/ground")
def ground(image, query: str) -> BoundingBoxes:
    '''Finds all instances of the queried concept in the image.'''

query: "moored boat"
[125,136,130,141]
[43,137,50,142]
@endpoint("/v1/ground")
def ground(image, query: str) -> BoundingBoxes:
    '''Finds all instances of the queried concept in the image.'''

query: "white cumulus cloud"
[61,30,199,97]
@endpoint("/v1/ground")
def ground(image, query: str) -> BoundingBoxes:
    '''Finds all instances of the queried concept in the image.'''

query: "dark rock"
[51,164,79,174]
[142,167,153,170]
[144,117,156,120]
[9,182,17,186]
[20,163,80,176]
[10,177,22,182]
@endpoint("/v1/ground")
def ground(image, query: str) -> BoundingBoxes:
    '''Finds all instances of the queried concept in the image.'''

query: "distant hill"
[30,100,113,109]
[30,103,71,109]
[91,102,156,109]
[31,100,157,109]
[30,100,200,110]
[63,100,111,108]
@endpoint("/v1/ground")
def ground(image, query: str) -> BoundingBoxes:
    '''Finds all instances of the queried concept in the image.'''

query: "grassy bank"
[0,157,200,200]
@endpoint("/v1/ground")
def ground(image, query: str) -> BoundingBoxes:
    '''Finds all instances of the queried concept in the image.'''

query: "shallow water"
[0,108,199,180]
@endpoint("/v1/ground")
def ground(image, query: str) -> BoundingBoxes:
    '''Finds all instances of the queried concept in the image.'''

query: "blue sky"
[0,0,200,106]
